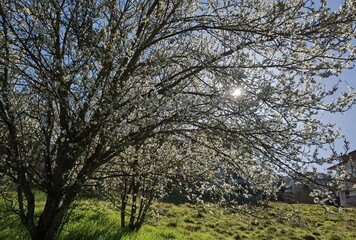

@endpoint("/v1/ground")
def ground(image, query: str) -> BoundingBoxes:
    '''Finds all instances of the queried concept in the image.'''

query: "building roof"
[328,150,356,170]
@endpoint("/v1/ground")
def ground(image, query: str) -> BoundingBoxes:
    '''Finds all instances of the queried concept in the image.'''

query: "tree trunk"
[28,192,70,240]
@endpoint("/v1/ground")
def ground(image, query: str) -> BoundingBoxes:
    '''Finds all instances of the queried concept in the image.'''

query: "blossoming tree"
[0,0,355,239]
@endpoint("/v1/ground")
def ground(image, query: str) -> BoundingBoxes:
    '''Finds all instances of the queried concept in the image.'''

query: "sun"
[232,88,243,97]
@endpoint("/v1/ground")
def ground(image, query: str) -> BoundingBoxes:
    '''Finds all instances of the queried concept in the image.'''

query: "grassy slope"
[1,196,355,240]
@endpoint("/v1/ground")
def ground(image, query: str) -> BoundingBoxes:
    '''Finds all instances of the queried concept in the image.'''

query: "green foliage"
[1,197,356,240]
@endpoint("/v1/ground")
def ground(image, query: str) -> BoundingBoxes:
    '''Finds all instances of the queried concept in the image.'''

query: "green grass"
[1,195,355,240]
[145,202,356,240]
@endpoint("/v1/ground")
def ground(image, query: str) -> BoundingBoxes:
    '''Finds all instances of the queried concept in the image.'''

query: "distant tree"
[91,137,185,231]
[0,0,355,239]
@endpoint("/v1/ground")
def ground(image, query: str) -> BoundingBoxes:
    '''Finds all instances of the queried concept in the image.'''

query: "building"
[328,150,356,207]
